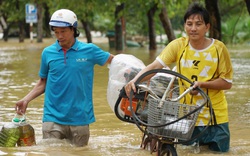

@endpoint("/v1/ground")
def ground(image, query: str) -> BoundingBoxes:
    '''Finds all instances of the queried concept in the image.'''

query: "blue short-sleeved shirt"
[39,39,110,126]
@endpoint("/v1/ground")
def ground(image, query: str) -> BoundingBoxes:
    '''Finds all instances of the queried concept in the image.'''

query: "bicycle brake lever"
[170,86,194,102]
[137,84,160,99]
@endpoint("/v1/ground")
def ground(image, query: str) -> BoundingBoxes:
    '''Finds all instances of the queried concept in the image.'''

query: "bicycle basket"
[147,97,200,140]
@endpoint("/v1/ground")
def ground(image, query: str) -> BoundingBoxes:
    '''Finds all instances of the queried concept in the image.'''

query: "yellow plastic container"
[12,114,36,146]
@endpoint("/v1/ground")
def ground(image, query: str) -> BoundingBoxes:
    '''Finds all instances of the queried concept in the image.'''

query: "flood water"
[0,38,250,156]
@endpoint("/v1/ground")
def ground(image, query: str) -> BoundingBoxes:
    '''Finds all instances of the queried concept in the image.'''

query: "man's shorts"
[42,122,90,147]
[183,123,230,152]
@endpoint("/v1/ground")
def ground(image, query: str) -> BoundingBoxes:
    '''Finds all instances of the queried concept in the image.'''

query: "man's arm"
[193,78,232,90]
[105,54,114,64]
[125,60,164,97]
[15,78,46,114]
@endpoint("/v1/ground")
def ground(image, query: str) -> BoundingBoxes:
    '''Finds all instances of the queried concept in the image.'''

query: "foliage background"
[0,0,249,44]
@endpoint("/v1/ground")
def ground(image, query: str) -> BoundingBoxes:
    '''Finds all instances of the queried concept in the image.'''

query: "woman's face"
[184,14,210,41]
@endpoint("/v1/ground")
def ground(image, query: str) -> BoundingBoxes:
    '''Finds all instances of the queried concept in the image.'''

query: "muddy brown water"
[0,38,249,156]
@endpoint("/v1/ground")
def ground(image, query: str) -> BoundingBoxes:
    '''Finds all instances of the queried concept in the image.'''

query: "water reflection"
[0,39,250,155]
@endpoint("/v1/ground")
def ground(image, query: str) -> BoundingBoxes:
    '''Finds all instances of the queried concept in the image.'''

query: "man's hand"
[125,80,136,98]
[15,100,28,115]
[190,81,202,95]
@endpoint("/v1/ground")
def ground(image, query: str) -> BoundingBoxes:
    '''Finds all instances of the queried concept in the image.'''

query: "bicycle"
[114,68,213,156]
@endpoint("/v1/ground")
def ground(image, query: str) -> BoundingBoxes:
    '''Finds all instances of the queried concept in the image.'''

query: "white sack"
[107,54,145,112]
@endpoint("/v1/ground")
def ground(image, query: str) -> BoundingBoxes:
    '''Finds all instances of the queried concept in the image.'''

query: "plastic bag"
[107,54,145,112]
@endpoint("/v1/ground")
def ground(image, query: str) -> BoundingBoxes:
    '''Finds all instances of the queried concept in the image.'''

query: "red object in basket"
[120,98,138,117]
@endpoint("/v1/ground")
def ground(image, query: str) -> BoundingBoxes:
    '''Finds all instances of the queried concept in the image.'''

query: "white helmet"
[49,9,78,28]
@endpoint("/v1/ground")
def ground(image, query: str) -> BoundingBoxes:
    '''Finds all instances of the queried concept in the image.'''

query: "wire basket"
[147,97,200,140]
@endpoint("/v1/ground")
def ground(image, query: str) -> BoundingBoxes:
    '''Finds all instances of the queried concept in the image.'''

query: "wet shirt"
[39,39,110,126]
[156,37,233,126]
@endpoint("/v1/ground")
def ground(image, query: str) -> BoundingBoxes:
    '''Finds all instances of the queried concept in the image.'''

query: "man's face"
[53,27,74,48]
[184,14,210,41]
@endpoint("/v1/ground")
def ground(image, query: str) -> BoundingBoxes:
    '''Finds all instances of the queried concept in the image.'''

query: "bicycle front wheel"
[159,144,177,156]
